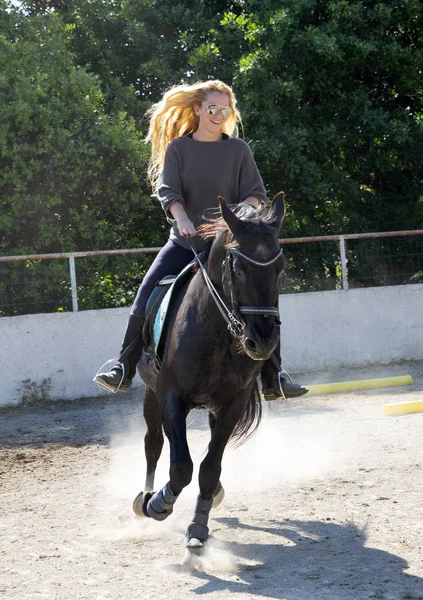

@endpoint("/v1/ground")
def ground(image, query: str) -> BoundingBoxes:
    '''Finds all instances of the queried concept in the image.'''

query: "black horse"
[132,193,286,551]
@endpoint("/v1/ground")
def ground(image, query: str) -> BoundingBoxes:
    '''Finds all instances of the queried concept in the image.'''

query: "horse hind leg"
[143,387,164,491]
[209,412,225,508]
[133,386,164,517]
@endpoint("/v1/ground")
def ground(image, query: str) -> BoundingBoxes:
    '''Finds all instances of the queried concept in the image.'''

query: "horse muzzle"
[242,329,279,361]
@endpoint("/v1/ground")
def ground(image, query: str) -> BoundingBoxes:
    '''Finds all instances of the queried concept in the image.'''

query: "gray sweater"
[157,134,267,250]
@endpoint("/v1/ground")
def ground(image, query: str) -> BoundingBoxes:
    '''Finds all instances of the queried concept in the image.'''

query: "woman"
[94,80,307,400]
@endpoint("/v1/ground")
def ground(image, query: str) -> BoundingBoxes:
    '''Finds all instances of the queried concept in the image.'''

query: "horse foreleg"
[144,392,193,521]
[186,396,247,546]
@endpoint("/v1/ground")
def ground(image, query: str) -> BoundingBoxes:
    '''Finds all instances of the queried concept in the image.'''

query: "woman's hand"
[169,201,197,237]
[176,216,197,237]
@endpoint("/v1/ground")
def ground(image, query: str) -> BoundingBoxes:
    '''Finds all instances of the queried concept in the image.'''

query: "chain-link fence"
[1,231,422,317]
[281,231,423,294]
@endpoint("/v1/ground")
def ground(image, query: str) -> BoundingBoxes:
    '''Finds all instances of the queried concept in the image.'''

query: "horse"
[132,192,286,552]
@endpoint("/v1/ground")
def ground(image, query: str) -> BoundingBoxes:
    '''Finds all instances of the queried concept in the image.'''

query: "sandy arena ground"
[1,362,422,600]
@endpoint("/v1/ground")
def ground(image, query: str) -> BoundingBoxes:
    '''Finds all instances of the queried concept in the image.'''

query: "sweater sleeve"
[157,142,185,220]
[238,141,268,205]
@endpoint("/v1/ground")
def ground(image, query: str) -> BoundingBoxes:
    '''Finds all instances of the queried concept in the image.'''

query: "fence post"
[339,235,349,290]
[69,255,79,312]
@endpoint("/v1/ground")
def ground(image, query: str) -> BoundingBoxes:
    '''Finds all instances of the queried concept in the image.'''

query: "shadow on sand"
[177,518,422,600]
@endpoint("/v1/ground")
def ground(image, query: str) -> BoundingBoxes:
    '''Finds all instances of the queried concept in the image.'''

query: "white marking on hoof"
[186,537,204,549]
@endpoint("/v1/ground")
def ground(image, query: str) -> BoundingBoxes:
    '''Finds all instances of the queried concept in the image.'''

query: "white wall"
[1,284,422,406]
[279,284,423,372]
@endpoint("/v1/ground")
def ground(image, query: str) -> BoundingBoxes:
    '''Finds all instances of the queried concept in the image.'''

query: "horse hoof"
[132,491,153,517]
[186,538,205,555]
[212,483,225,508]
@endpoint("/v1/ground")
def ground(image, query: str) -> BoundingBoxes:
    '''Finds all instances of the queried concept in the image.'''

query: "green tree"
[0,5,164,256]
[8,0,423,239]
[1,0,422,314]
[189,0,423,236]
[0,3,166,314]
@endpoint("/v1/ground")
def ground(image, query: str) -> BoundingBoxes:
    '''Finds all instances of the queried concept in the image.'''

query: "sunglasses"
[205,104,232,118]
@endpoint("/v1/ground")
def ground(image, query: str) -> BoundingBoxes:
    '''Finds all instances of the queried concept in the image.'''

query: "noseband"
[189,239,282,341]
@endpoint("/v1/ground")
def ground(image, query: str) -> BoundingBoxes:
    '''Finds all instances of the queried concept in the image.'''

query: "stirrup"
[278,366,297,400]
[278,370,309,399]
[276,371,288,401]
[279,367,294,384]
[257,370,295,402]
[257,373,287,402]
[93,358,126,393]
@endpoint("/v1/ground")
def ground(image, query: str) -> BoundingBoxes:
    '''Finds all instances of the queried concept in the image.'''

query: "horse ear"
[218,196,249,237]
[267,191,286,231]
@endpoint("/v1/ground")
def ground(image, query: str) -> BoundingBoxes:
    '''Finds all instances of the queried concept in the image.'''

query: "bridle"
[188,239,282,341]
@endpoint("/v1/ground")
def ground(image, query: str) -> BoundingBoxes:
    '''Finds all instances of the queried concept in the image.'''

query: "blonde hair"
[145,80,241,193]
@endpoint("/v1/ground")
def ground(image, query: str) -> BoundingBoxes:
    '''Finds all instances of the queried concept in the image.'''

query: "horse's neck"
[206,238,227,286]
[188,243,231,334]
[185,272,244,363]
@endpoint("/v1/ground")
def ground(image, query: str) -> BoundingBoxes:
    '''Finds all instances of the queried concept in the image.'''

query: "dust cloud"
[97,398,354,550]
[216,402,351,493]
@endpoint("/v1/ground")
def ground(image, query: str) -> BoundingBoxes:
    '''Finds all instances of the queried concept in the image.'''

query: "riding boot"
[260,366,309,401]
[260,338,308,401]
[94,313,145,393]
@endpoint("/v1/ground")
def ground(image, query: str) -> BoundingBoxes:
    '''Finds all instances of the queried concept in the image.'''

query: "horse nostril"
[245,338,256,352]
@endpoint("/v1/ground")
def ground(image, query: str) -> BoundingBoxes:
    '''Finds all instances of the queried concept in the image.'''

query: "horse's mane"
[198,203,269,246]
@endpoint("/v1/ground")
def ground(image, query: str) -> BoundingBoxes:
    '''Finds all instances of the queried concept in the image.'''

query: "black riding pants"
[131,239,194,317]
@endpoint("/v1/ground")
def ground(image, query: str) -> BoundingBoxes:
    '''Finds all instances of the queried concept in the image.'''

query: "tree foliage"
[187,0,423,235]
[0,0,422,314]
[0,2,165,258]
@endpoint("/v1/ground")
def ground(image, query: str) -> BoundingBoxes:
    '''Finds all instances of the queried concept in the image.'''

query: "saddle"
[141,241,212,378]
[141,260,197,375]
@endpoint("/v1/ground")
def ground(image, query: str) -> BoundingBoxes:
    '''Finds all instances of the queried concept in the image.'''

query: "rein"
[188,238,282,341]
[188,239,245,339]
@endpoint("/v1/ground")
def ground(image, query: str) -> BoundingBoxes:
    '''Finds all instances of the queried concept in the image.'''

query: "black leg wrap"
[186,496,213,543]
[147,482,179,521]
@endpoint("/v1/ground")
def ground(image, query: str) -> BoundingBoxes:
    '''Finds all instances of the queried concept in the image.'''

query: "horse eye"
[234,268,245,280]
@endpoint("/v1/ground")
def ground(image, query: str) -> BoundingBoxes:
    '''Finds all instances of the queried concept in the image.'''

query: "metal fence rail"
[280,229,423,294]
[1,230,422,316]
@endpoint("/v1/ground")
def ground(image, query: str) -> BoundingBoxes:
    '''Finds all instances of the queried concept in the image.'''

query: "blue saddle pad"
[150,260,196,355]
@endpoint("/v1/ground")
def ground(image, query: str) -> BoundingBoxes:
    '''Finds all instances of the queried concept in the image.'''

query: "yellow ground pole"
[305,375,413,397]
[384,400,423,416]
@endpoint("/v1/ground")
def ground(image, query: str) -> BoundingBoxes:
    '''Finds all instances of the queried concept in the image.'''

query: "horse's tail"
[229,381,262,447]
